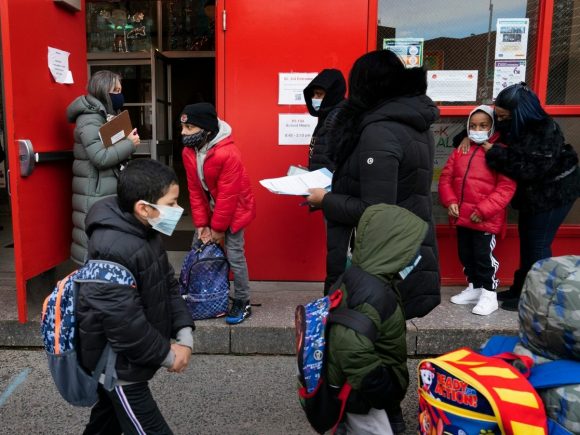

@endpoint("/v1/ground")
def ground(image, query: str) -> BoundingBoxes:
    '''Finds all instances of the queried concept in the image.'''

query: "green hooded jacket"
[327,204,427,410]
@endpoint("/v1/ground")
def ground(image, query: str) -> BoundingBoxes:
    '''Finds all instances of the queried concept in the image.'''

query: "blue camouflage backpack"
[179,240,230,320]
[41,260,136,407]
[295,283,378,434]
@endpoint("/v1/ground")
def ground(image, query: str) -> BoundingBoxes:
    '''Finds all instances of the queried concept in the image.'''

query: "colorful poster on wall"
[431,123,465,192]
[278,113,317,145]
[493,60,526,98]
[383,38,424,68]
[426,70,478,102]
[278,73,318,105]
[495,18,529,60]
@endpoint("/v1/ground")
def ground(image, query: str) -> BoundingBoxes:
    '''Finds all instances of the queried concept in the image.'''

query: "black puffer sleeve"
[322,123,403,226]
[486,120,563,181]
[81,281,170,367]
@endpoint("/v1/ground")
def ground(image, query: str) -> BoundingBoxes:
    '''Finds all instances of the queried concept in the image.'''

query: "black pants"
[456,227,499,291]
[83,383,173,435]
[509,202,574,296]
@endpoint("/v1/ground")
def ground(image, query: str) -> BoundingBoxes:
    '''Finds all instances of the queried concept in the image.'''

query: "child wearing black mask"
[180,103,257,324]
[67,69,141,265]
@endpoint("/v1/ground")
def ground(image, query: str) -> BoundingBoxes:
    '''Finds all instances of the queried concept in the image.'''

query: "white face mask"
[142,201,184,236]
[468,130,490,144]
[311,98,323,111]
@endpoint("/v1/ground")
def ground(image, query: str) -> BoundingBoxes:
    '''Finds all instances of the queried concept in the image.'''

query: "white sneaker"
[450,284,481,305]
[472,289,499,315]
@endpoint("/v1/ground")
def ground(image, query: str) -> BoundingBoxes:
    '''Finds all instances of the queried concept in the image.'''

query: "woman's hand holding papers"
[306,188,328,208]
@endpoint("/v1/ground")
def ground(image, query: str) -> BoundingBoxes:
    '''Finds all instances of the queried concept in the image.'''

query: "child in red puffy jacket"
[438,105,516,316]
[181,103,256,325]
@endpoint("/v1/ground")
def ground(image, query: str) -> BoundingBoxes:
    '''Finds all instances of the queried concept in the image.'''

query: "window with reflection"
[86,1,157,53]
[378,0,538,105]
[163,0,215,51]
[547,0,580,105]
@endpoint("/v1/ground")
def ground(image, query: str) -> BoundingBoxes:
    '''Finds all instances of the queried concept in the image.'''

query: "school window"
[378,0,580,224]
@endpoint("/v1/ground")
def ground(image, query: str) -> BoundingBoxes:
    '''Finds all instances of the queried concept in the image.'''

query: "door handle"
[17,139,73,177]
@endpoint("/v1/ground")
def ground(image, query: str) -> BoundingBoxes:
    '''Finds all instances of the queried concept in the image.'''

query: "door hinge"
[222,10,226,31]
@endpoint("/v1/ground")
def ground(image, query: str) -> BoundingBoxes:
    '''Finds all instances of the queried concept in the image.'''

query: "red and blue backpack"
[41,260,136,407]
[295,285,378,434]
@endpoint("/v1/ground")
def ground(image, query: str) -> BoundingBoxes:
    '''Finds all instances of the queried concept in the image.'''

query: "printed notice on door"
[278,114,316,145]
[278,73,317,105]
[495,18,529,60]
[493,60,526,98]
[426,70,478,102]
[383,38,424,68]
[48,47,74,84]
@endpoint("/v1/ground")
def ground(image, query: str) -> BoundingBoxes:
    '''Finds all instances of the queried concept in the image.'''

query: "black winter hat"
[180,103,218,133]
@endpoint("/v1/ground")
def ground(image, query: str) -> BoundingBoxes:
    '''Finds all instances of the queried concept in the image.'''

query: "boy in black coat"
[78,159,195,435]
[303,68,346,172]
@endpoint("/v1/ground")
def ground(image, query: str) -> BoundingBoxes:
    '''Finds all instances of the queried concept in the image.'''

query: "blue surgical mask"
[468,130,490,144]
[142,201,184,236]
[109,93,125,112]
[311,98,323,111]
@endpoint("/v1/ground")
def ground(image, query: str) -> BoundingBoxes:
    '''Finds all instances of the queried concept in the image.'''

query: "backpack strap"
[528,360,580,389]
[329,308,378,343]
[480,335,519,356]
[91,342,118,391]
[481,335,580,388]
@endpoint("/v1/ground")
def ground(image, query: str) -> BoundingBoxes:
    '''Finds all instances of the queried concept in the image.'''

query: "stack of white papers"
[260,168,332,196]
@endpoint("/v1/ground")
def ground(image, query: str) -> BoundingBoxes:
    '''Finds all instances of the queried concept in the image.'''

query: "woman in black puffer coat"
[306,50,441,321]
[484,83,580,311]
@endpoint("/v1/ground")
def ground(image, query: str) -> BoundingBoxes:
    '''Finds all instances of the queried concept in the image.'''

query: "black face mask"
[109,93,125,112]
[495,119,512,133]
[182,130,209,149]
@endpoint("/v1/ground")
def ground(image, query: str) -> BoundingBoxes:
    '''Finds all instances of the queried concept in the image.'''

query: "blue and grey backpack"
[295,283,378,434]
[179,240,229,320]
[41,260,136,407]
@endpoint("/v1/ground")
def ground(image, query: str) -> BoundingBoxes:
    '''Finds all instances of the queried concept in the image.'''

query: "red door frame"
[1,0,87,322]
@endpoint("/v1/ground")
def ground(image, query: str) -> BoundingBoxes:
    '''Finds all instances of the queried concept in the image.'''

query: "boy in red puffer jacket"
[439,105,516,316]
[181,103,256,324]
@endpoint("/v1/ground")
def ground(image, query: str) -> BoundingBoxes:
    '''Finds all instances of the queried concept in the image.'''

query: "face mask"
[468,130,490,144]
[142,202,184,236]
[109,93,125,112]
[182,130,209,149]
[495,119,512,133]
[311,98,323,111]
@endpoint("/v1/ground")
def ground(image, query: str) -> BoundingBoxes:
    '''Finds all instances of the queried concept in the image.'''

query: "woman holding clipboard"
[67,70,141,264]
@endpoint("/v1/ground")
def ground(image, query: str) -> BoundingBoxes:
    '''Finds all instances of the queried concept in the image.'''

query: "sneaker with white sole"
[472,289,498,315]
[450,284,481,305]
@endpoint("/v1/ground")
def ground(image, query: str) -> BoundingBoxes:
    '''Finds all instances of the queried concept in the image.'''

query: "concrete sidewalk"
[0,276,518,354]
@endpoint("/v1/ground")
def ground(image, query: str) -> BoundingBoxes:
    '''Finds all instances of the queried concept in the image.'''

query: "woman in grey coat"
[67,70,140,264]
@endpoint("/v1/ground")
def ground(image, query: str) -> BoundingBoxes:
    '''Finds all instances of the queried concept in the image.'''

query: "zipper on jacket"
[456,147,479,224]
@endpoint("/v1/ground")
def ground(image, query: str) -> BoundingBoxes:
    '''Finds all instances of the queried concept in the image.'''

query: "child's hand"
[198,227,211,243]
[211,230,225,243]
[168,343,191,373]
[448,204,459,218]
[481,141,493,152]
[470,212,482,223]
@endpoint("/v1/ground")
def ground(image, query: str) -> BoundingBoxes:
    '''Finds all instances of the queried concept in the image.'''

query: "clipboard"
[98,110,133,147]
